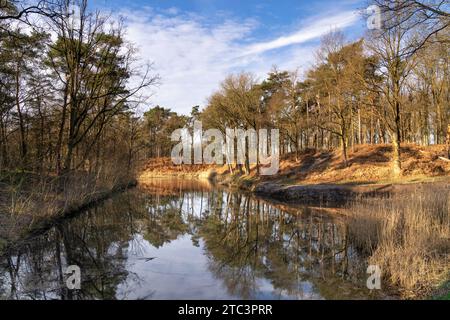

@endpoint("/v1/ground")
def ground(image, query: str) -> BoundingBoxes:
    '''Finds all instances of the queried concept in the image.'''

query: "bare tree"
[46,0,158,174]
[372,0,449,53]
[0,0,59,22]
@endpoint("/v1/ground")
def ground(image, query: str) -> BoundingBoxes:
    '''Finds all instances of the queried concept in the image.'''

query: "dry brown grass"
[347,187,450,298]
[277,144,450,185]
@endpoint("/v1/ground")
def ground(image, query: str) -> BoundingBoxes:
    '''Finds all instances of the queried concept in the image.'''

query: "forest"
[145,4,450,176]
[0,0,159,179]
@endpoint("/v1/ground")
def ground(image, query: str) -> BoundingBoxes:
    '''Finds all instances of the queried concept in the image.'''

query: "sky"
[92,0,369,115]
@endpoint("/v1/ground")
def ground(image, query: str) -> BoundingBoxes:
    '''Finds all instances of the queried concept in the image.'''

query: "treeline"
[201,35,449,174]
[0,0,157,184]
[199,2,449,175]
[1,1,449,180]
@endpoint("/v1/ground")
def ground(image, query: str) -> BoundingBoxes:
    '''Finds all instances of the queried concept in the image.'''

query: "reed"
[347,187,450,298]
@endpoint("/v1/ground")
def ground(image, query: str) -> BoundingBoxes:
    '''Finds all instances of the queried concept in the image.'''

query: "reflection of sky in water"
[117,235,235,300]
[115,234,319,300]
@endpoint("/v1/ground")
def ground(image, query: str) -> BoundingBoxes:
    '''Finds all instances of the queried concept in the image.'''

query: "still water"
[0,178,386,300]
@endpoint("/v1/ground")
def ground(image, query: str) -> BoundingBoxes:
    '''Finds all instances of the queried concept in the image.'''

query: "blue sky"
[92,0,368,114]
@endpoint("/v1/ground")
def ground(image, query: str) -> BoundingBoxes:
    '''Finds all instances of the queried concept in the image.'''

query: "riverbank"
[0,171,137,252]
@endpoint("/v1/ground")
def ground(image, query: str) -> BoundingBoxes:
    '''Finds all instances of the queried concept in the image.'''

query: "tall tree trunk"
[341,132,348,167]
[0,117,8,168]
[392,131,402,176]
[389,50,404,174]
[37,97,45,173]
[392,100,402,176]
[15,64,27,169]
[63,140,74,174]
[340,116,348,166]
[56,83,69,175]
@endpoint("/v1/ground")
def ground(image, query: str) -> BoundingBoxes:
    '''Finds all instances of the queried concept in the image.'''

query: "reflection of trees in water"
[197,192,366,299]
[143,194,190,248]
[0,187,209,300]
[140,188,368,299]
[0,185,371,300]
[0,191,150,300]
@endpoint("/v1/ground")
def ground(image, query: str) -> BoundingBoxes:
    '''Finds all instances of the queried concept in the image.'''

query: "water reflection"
[0,178,384,300]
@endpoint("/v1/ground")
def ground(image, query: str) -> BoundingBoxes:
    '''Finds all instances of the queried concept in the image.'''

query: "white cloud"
[243,11,360,56]
[119,8,361,115]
